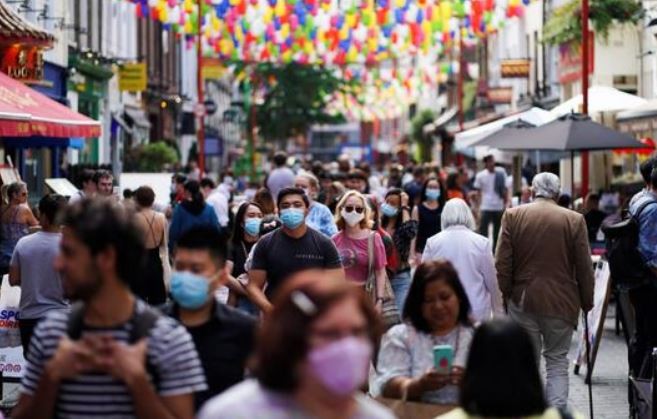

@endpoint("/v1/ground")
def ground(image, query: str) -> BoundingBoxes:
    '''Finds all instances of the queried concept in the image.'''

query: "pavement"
[568,304,629,418]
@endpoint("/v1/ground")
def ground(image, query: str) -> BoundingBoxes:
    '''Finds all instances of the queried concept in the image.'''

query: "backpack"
[602,199,657,289]
[67,302,161,385]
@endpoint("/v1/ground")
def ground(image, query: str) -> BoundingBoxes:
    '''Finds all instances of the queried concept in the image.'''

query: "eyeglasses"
[344,206,364,214]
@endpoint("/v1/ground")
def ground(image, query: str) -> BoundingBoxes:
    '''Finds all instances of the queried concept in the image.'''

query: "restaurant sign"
[0,45,45,83]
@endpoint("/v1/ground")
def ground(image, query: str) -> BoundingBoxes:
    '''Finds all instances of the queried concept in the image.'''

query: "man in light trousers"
[496,173,594,408]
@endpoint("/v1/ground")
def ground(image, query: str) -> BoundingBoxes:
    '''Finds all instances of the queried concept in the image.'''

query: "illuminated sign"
[0,45,45,83]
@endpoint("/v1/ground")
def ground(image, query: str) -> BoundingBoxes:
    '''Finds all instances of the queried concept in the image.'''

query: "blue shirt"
[306,202,338,237]
[629,190,657,269]
[169,203,220,252]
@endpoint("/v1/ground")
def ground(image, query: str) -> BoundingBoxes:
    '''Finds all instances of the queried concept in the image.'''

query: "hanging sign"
[500,59,530,78]
[118,62,147,92]
[487,87,513,104]
[559,34,595,84]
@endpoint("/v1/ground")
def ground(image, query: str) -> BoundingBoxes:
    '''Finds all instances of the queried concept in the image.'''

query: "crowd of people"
[1,149,641,418]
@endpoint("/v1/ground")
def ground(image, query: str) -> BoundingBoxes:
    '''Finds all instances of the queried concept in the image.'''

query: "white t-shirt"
[474,169,506,211]
[206,189,229,228]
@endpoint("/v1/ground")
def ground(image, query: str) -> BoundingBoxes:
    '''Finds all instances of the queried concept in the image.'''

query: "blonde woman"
[332,190,386,312]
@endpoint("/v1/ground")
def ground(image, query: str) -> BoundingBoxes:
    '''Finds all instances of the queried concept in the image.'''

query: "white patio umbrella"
[455,107,556,150]
[550,86,647,116]
[454,107,557,165]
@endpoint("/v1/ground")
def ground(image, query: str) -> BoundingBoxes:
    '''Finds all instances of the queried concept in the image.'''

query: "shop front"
[67,49,114,165]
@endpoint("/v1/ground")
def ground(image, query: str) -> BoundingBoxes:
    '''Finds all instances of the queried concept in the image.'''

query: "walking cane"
[583,312,594,419]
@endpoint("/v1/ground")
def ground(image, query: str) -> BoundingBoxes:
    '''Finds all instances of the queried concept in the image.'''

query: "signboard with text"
[0,45,45,83]
[559,34,595,84]
[487,87,513,104]
[118,63,147,92]
[500,59,530,78]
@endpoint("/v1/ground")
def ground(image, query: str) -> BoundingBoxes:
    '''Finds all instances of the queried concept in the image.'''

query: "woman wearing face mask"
[332,191,387,313]
[169,180,220,253]
[227,201,264,314]
[198,272,395,419]
[374,260,474,405]
[380,189,418,311]
[410,178,446,266]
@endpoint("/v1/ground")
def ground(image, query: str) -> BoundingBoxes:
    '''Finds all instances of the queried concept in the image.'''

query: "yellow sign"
[118,63,147,92]
[201,58,226,81]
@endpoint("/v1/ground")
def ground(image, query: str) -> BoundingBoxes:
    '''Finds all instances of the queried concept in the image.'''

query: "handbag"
[365,232,401,330]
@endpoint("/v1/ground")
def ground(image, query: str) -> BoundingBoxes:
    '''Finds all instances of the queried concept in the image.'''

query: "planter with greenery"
[543,0,642,46]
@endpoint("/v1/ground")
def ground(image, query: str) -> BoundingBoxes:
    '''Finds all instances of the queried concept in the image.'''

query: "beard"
[64,264,103,302]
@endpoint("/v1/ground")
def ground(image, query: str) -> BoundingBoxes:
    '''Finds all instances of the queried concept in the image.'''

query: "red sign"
[558,34,595,84]
[0,45,45,83]
[487,87,513,104]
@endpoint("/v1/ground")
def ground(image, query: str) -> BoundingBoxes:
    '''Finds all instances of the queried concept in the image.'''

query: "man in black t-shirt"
[248,187,344,313]
[168,227,256,411]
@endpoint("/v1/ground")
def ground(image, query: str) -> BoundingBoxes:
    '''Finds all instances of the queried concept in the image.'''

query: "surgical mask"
[244,218,262,237]
[308,337,372,396]
[170,271,210,310]
[426,188,441,201]
[341,208,364,226]
[381,203,399,218]
[280,208,305,229]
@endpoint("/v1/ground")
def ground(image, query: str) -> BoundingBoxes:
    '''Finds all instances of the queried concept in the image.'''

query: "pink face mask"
[308,336,372,396]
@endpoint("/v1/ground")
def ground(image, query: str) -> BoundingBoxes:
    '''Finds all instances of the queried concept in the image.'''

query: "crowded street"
[0,0,655,418]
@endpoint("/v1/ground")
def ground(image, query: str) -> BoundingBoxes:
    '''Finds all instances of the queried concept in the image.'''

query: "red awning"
[0,71,101,138]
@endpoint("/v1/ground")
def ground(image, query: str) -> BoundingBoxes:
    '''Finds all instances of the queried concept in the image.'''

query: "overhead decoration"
[123,0,538,65]
[124,0,534,120]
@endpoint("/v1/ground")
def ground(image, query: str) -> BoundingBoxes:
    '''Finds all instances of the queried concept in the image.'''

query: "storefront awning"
[0,71,100,138]
[124,105,151,129]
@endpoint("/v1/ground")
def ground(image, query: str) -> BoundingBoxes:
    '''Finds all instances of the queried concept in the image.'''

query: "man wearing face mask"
[295,173,338,237]
[166,227,256,411]
[13,200,206,419]
[247,187,344,313]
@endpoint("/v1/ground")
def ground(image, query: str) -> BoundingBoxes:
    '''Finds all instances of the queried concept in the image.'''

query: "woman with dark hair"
[438,320,574,419]
[0,182,38,274]
[169,180,219,252]
[446,172,466,201]
[410,177,446,265]
[198,272,395,419]
[381,188,418,311]
[374,260,474,405]
[133,186,170,305]
[227,201,264,314]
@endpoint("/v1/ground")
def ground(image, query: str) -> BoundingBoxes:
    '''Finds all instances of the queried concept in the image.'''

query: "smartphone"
[433,344,454,374]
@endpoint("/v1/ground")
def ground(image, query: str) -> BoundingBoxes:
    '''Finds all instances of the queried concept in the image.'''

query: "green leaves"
[249,62,357,141]
[543,0,643,46]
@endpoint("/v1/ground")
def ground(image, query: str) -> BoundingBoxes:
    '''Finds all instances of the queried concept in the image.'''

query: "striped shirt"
[20,300,207,418]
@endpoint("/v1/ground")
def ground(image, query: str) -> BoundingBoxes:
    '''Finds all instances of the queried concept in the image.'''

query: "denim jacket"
[629,190,657,269]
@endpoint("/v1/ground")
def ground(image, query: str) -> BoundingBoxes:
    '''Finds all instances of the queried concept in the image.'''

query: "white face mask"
[341,208,364,227]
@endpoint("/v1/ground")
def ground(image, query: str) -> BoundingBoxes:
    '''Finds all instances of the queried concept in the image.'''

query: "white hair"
[532,172,561,199]
[441,198,476,231]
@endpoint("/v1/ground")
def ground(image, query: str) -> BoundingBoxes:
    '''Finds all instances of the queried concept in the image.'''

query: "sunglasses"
[344,206,364,214]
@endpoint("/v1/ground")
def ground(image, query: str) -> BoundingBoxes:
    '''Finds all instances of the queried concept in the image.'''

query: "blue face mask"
[280,208,305,229]
[170,271,210,310]
[244,218,262,237]
[381,203,399,218]
[426,188,441,201]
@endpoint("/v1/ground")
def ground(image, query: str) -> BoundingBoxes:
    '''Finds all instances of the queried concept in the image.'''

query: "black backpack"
[67,302,161,385]
[602,199,657,289]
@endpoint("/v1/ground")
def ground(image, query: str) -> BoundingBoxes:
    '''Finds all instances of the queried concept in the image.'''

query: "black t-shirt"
[230,239,256,278]
[169,302,256,411]
[251,227,343,298]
